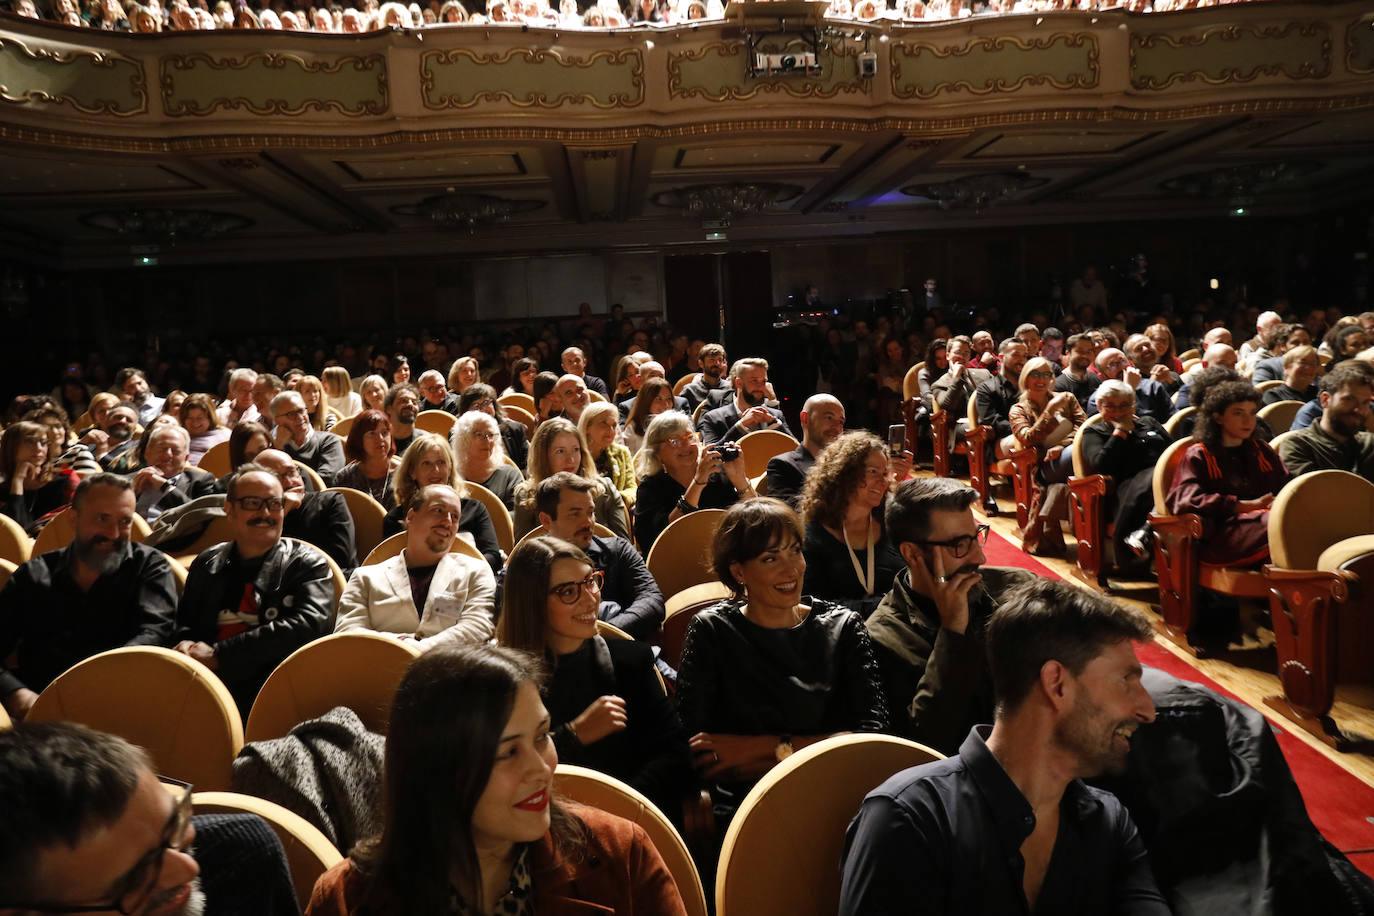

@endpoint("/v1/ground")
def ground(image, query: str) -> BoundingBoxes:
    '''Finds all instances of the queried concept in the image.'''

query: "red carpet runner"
[981,530,1374,873]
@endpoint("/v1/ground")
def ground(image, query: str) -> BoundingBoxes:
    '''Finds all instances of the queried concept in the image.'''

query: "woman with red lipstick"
[497,536,694,823]
[799,432,906,617]
[674,498,887,828]
[306,645,688,916]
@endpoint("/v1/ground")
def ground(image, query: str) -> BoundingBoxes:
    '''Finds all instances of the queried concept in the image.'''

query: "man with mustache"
[173,463,334,716]
[864,477,1035,755]
[698,357,794,446]
[385,383,421,455]
[94,401,141,469]
[536,472,663,640]
[678,343,732,412]
[0,474,177,720]
[842,578,1164,915]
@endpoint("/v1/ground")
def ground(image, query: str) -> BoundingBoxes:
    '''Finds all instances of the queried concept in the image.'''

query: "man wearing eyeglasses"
[1089,347,1174,422]
[865,477,1034,756]
[334,484,495,650]
[534,473,663,640]
[269,391,345,485]
[0,721,300,916]
[417,370,460,416]
[173,463,334,716]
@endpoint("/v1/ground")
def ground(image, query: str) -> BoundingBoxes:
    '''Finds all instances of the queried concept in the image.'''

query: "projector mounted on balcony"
[751,52,820,77]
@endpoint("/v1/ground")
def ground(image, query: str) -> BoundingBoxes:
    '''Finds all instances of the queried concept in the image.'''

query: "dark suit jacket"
[586,534,664,639]
[698,401,794,445]
[282,490,358,577]
[584,373,610,398]
[765,444,816,509]
[148,467,220,518]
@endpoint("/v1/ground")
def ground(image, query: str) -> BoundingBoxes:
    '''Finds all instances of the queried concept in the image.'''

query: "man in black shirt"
[764,393,846,509]
[0,473,176,720]
[841,579,1166,915]
[255,449,358,577]
[1054,332,1101,410]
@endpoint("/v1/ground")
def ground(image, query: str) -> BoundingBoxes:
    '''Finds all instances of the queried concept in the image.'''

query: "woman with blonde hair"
[1008,355,1086,556]
[578,401,635,505]
[359,374,389,413]
[380,433,502,573]
[798,431,903,616]
[510,418,629,542]
[296,375,336,431]
[448,356,481,396]
[322,366,362,418]
[452,411,522,510]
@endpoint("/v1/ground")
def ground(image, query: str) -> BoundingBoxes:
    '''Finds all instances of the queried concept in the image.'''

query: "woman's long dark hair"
[458,383,511,425]
[798,431,889,530]
[625,377,672,436]
[922,337,948,373]
[228,420,271,469]
[496,535,591,660]
[1197,381,1261,451]
[353,645,586,915]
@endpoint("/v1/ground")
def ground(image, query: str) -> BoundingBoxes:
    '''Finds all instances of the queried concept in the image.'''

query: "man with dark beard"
[94,401,141,469]
[0,474,177,720]
[678,342,732,411]
[698,357,793,445]
[385,382,421,456]
[842,578,1165,915]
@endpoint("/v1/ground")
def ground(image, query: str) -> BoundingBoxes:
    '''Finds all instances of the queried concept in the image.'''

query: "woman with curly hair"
[798,432,904,617]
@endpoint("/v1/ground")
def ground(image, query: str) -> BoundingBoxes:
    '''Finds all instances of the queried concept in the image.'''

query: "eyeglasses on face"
[10,777,194,914]
[548,570,604,605]
[232,495,285,512]
[1026,370,1055,380]
[665,433,700,449]
[911,523,990,559]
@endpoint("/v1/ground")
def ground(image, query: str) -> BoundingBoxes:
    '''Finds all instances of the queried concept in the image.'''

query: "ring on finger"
[936,575,948,584]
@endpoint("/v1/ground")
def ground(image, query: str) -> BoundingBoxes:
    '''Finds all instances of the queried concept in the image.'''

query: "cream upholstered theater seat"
[414,409,456,436]
[295,461,327,493]
[326,486,387,560]
[199,439,233,478]
[31,505,152,557]
[716,733,943,916]
[1270,470,1374,571]
[661,581,732,670]
[1257,399,1303,436]
[331,415,356,440]
[736,428,799,479]
[1163,406,1196,440]
[553,764,708,916]
[498,392,536,414]
[243,631,421,743]
[464,481,515,555]
[645,509,726,598]
[0,513,32,565]
[901,361,926,401]
[503,404,538,438]
[27,646,243,791]
[192,790,342,910]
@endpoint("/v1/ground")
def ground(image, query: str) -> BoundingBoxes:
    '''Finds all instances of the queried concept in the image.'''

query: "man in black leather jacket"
[174,462,334,716]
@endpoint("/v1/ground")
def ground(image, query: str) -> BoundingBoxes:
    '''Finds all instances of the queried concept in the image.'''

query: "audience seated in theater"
[554,374,592,425]
[458,383,528,471]
[678,342,732,412]
[840,579,1166,916]
[698,357,793,446]
[452,411,522,511]
[496,535,689,816]
[674,498,886,827]
[0,722,301,916]
[1010,357,1085,556]
[334,483,495,648]
[179,393,231,468]
[620,377,676,455]
[323,365,362,418]
[579,401,636,506]
[1261,345,1322,406]
[270,390,345,483]
[418,369,459,415]
[1089,347,1173,420]
[250,372,285,434]
[297,375,336,432]
[502,356,540,400]
[1145,323,1185,376]
[382,433,502,575]
[385,382,421,455]
[930,335,992,458]
[256,448,358,576]
[534,472,663,639]
[616,362,688,423]
[533,370,564,424]
[1322,323,1370,374]
[511,418,628,543]
[447,355,480,398]
[798,432,906,617]
[0,473,176,720]
[114,367,164,427]
[766,393,846,510]
[333,408,398,510]
[1249,324,1314,384]
[1080,380,1172,567]
[1054,332,1102,411]
[306,645,689,916]
[1167,381,1289,568]
[561,346,610,399]
[130,424,217,523]
[1125,333,1180,393]
[1276,361,1374,482]
[1173,343,1239,410]
[174,462,334,716]
[1237,310,1284,376]
[864,477,1032,754]
[358,373,388,414]
[917,338,948,415]
[25,402,99,478]
[633,410,753,555]
[975,338,1028,459]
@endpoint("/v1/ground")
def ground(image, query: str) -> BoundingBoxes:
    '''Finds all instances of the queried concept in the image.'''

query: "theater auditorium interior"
[3,0,1374,911]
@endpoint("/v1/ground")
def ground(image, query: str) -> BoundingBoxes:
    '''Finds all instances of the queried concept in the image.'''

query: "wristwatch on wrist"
[775,735,794,762]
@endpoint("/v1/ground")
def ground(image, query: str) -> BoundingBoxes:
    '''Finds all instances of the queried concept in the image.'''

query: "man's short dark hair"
[998,338,1023,355]
[0,722,150,900]
[1065,333,1091,351]
[1042,327,1064,342]
[71,472,134,510]
[699,343,727,362]
[1322,360,1374,395]
[384,383,420,411]
[112,367,146,390]
[986,578,1152,714]
[535,471,594,519]
[255,373,285,394]
[885,477,978,546]
[1015,323,1038,338]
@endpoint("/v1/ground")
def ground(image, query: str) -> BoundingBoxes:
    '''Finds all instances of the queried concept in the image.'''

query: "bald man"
[765,394,846,509]
[1175,344,1239,410]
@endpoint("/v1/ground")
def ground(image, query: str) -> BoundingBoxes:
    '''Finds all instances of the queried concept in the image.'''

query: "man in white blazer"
[334,484,495,649]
